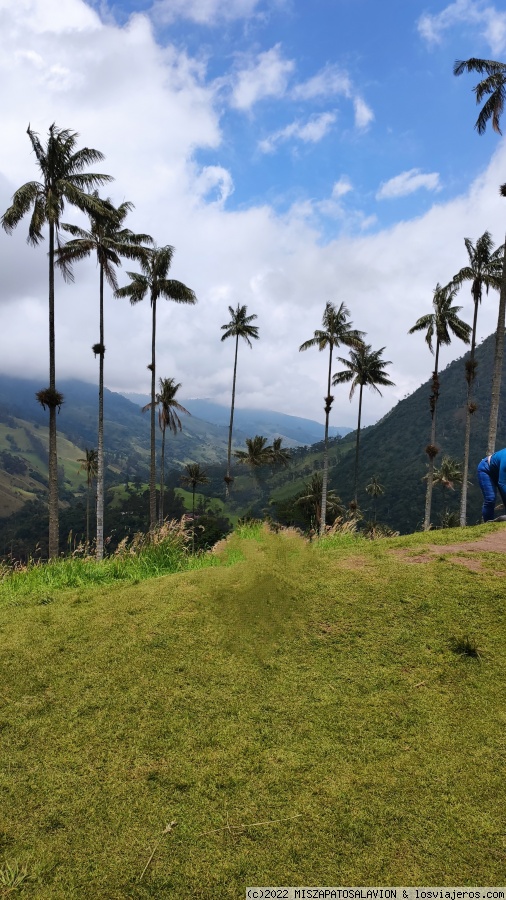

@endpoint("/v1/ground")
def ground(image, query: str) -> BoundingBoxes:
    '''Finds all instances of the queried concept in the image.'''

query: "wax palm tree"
[296,471,344,531]
[454,58,506,455]
[431,455,463,491]
[234,435,272,470]
[78,448,98,550]
[365,475,384,524]
[409,282,471,530]
[221,304,259,495]
[451,231,503,525]
[1,124,112,556]
[299,302,363,535]
[333,344,394,504]
[270,437,291,468]
[57,196,152,559]
[143,378,190,524]
[180,463,210,551]
[116,246,196,529]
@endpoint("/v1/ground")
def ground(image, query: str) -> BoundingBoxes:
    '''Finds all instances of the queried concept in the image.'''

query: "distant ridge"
[121,393,353,446]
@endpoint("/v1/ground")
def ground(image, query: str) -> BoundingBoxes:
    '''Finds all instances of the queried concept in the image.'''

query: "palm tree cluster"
[300,302,393,534]
[1,124,196,558]
[403,55,506,530]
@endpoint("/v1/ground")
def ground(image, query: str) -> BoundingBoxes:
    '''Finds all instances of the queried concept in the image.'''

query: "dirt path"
[391,526,506,571]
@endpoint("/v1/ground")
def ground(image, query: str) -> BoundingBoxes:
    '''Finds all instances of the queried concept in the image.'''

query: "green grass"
[0,524,505,896]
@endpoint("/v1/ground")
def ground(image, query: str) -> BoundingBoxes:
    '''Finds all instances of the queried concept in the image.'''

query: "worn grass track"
[0,524,505,897]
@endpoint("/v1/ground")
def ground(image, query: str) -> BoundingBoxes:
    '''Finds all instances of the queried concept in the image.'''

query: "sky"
[1,0,506,429]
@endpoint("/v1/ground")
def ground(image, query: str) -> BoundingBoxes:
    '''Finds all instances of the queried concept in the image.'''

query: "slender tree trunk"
[192,486,196,553]
[487,241,506,455]
[150,295,157,530]
[225,334,239,498]
[85,475,90,549]
[320,344,333,536]
[96,264,105,560]
[159,425,166,525]
[423,343,440,531]
[48,221,59,558]
[459,298,479,527]
[353,385,363,504]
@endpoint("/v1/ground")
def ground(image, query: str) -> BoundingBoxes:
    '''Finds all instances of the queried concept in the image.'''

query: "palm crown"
[333,344,394,397]
[453,58,506,135]
[299,301,363,355]
[1,124,113,242]
[143,378,190,436]
[221,304,259,346]
[409,282,471,353]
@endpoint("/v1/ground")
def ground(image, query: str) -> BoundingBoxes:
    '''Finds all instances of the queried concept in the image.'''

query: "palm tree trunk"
[85,475,90,549]
[192,486,196,553]
[96,264,105,560]
[150,295,157,530]
[423,343,440,531]
[487,241,506,455]
[159,425,166,525]
[353,385,363,504]
[459,299,479,526]
[225,334,239,498]
[320,344,333,536]
[48,221,59,558]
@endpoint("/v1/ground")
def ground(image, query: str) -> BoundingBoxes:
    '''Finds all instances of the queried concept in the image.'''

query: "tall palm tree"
[365,475,384,524]
[299,302,363,535]
[1,124,112,557]
[451,231,503,525]
[270,437,291,468]
[234,435,272,469]
[221,304,259,495]
[454,58,506,454]
[116,246,196,529]
[409,282,471,530]
[78,448,98,550]
[57,196,152,559]
[333,344,394,504]
[180,463,210,551]
[143,378,190,524]
[296,472,344,531]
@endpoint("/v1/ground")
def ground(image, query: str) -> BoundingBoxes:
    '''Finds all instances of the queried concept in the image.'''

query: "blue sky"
[1,0,506,428]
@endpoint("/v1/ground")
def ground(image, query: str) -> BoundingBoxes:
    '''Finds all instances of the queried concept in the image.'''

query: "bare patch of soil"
[391,526,506,572]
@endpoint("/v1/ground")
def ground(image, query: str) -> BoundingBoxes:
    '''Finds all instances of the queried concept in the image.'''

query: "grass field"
[0,523,505,897]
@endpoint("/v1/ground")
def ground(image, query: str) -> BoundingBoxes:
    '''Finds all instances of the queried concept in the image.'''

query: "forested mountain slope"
[327,333,506,531]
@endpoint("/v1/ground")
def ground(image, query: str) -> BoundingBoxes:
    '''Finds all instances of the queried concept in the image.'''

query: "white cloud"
[332,177,353,199]
[229,44,295,111]
[291,64,352,100]
[354,96,374,130]
[193,165,234,205]
[376,168,441,200]
[418,0,506,55]
[291,63,374,132]
[258,112,336,153]
[151,0,261,25]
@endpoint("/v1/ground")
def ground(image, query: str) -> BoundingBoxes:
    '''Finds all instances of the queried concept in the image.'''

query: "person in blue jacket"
[477,448,506,521]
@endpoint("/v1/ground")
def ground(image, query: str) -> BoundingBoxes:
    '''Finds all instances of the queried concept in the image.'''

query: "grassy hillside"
[1,524,505,896]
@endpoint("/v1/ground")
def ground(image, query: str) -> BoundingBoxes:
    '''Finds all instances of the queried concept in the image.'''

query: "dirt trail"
[391,526,506,571]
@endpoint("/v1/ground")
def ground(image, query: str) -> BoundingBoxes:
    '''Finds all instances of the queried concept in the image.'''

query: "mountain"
[121,394,353,446]
[1,331,505,536]
[0,376,239,517]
